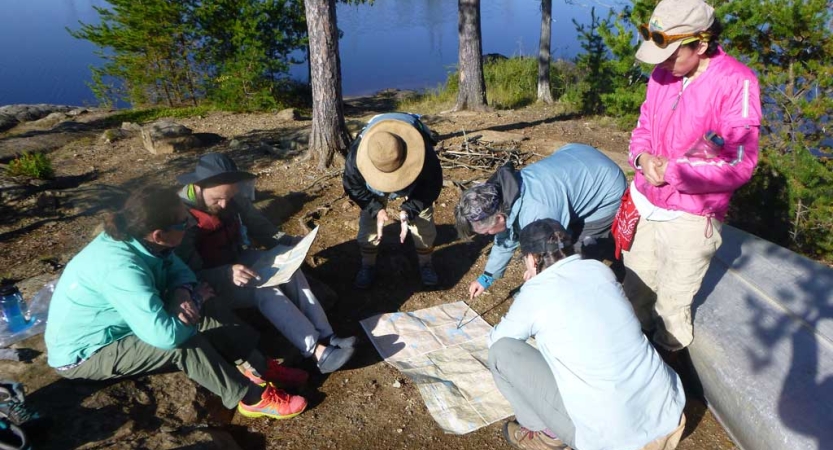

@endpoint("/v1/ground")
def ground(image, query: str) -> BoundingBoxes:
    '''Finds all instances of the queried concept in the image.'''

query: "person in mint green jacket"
[44,186,307,420]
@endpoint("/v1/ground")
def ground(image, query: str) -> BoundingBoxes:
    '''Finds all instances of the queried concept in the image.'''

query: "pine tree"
[719,0,833,259]
[195,0,308,111]
[537,0,555,104]
[304,0,351,170]
[69,0,200,107]
[455,0,489,111]
[70,0,309,110]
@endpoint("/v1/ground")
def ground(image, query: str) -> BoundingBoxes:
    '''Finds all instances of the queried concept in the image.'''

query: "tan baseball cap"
[636,0,714,65]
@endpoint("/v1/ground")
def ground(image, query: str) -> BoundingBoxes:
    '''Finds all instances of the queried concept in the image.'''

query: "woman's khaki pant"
[623,213,722,351]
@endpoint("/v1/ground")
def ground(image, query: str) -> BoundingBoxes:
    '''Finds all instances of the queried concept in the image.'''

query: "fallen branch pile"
[437,135,530,173]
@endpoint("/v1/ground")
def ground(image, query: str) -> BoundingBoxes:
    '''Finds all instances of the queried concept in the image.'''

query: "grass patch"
[7,152,54,179]
[399,57,582,112]
[103,106,213,126]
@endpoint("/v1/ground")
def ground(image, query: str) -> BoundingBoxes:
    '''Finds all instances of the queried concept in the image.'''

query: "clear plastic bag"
[685,131,724,159]
[0,280,57,348]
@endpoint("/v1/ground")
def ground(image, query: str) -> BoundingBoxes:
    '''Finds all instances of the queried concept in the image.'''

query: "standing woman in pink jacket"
[619,0,762,352]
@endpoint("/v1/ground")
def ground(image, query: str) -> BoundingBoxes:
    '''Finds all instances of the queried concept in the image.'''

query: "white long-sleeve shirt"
[489,255,685,450]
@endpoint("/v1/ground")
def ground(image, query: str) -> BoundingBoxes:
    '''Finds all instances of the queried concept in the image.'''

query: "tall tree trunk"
[455,0,488,111]
[537,0,554,104]
[304,0,351,170]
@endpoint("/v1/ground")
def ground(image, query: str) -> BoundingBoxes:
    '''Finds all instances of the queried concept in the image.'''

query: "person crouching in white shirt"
[488,218,687,450]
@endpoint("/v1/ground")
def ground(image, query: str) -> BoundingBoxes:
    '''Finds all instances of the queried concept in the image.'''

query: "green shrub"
[729,148,833,262]
[569,7,647,126]
[7,152,54,179]
[399,57,580,112]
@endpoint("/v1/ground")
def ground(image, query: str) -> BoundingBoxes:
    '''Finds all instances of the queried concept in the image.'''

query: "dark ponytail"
[519,218,576,274]
[533,231,575,273]
[103,186,183,241]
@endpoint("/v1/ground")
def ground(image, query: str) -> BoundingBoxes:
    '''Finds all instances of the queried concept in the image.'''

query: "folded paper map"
[361,302,514,434]
[251,226,319,288]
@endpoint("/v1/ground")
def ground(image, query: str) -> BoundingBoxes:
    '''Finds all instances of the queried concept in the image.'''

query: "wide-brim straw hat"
[357,119,426,193]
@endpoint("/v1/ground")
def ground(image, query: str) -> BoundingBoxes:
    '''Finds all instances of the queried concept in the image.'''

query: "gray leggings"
[488,338,577,447]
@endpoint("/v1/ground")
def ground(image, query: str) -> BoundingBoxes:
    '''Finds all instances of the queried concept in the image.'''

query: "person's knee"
[488,338,518,371]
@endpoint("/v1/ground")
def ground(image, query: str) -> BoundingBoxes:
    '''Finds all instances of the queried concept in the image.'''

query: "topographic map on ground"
[361,301,514,434]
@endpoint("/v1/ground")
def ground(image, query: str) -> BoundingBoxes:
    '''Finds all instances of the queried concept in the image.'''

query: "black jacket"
[342,126,443,220]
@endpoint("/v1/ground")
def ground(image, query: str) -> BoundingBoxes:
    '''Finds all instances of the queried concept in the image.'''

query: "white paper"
[250,226,319,288]
[360,302,514,435]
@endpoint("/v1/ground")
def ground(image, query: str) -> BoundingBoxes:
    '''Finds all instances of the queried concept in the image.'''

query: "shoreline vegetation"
[6,48,832,263]
[61,0,832,261]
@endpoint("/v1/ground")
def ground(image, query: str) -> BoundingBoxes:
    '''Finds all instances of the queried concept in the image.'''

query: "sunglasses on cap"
[638,24,707,49]
[167,214,196,231]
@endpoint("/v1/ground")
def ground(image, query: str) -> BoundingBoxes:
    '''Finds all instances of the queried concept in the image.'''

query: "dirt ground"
[0,99,738,449]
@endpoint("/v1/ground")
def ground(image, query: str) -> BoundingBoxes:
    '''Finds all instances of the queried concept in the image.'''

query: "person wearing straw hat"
[343,113,443,289]
[175,153,356,375]
[488,218,686,450]
[622,0,761,353]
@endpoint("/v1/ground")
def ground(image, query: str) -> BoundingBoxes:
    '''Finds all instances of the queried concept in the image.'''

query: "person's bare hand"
[654,157,668,184]
[641,154,668,186]
[173,297,200,325]
[231,264,260,287]
[373,209,389,245]
[468,280,486,300]
[399,211,410,244]
[196,281,215,302]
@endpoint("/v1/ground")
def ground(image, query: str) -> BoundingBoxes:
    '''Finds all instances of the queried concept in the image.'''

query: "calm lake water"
[0,0,622,106]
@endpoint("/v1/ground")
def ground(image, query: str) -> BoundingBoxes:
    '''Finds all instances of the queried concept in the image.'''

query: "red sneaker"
[241,359,309,388]
[237,385,307,420]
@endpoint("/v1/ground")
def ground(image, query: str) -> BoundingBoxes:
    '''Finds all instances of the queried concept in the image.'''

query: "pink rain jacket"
[629,47,762,221]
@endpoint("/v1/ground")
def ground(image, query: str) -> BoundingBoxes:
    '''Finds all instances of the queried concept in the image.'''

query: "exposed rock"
[141,120,201,155]
[257,143,286,157]
[0,104,76,122]
[0,113,20,132]
[101,128,128,144]
[121,122,142,132]
[275,108,300,121]
[277,128,311,154]
[67,108,89,117]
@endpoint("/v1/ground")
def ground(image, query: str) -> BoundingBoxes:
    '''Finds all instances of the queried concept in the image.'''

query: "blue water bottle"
[0,285,31,333]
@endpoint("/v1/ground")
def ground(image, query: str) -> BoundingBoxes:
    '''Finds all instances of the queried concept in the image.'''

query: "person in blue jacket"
[44,186,307,421]
[455,143,627,299]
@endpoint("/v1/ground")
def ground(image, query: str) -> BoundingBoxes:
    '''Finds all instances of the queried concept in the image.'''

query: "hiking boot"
[0,418,29,450]
[419,263,439,286]
[317,345,355,374]
[237,385,307,420]
[0,382,38,426]
[241,360,309,389]
[354,265,375,289]
[325,335,357,349]
[503,421,570,450]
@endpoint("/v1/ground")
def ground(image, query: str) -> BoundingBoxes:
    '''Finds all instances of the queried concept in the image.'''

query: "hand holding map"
[250,226,319,288]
